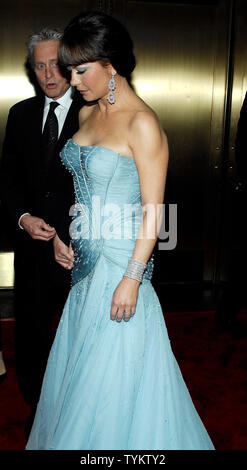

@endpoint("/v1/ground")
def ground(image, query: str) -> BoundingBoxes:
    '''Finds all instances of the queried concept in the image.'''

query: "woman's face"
[69,61,113,101]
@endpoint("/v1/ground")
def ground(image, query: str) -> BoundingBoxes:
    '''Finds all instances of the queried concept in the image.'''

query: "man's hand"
[53,234,74,270]
[20,214,56,241]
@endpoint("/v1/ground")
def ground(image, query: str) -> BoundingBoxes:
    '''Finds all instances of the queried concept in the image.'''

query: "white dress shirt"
[42,86,73,137]
[19,87,74,229]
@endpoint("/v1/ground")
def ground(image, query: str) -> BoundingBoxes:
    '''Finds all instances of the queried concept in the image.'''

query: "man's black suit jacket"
[235,91,247,188]
[0,91,84,406]
[1,91,84,247]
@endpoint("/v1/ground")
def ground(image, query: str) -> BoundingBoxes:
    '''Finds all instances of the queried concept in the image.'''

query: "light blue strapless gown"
[26,139,214,450]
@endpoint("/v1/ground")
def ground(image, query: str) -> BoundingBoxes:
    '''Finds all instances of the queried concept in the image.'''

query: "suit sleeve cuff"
[18,213,31,229]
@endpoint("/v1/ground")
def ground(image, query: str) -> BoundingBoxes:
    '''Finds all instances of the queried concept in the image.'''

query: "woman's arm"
[129,110,169,263]
[110,111,168,322]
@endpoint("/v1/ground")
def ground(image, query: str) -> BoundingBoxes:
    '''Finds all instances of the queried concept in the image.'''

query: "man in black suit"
[0,28,83,434]
[235,92,247,189]
[215,93,247,332]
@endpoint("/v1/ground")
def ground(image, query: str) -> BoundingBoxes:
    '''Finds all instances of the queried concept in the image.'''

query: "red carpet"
[0,311,247,450]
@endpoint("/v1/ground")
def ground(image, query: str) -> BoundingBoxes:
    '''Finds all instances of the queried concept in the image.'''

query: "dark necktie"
[42,101,59,172]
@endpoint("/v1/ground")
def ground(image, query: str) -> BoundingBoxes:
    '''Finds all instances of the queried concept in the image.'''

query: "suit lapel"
[31,95,45,145]
[30,96,46,188]
[28,95,44,167]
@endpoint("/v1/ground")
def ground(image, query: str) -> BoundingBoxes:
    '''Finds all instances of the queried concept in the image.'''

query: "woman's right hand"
[53,234,74,270]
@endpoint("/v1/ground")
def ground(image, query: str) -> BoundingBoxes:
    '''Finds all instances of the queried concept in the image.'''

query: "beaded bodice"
[60,138,154,286]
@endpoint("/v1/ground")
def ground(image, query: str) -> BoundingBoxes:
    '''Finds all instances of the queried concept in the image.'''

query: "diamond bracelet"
[123,258,147,282]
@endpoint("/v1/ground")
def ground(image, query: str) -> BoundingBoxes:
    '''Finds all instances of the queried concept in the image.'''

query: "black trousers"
[216,191,247,322]
[14,236,71,408]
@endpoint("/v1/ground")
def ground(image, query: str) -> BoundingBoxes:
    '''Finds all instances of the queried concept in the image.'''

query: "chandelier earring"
[107,71,117,104]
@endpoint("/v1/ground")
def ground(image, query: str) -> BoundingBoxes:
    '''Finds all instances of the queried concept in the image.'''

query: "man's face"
[33,39,69,99]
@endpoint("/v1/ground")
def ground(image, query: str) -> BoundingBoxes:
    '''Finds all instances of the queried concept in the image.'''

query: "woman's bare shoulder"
[129,100,167,143]
[78,102,97,125]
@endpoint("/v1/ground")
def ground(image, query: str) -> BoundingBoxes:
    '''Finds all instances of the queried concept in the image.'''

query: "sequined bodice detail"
[60,139,154,286]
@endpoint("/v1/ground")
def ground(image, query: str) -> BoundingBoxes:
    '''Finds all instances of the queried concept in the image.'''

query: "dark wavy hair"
[59,11,136,82]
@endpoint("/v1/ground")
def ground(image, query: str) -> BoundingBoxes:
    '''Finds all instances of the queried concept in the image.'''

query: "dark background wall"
[0,0,246,309]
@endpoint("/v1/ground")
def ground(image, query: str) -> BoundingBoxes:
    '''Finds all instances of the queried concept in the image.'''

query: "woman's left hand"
[53,235,74,270]
[110,277,140,322]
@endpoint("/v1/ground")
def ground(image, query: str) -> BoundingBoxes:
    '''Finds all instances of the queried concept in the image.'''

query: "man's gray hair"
[26,27,63,68]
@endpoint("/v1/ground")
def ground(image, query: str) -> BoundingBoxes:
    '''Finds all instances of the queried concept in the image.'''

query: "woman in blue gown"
[26,11,214,450]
